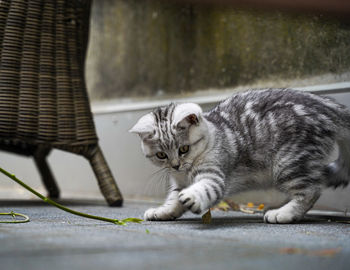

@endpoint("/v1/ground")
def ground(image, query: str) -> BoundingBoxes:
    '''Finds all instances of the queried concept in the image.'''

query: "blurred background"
[1,0,350,210]
[86,0,350,100]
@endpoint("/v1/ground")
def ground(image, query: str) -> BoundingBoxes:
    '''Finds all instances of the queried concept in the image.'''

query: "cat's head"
[130,103,209,172]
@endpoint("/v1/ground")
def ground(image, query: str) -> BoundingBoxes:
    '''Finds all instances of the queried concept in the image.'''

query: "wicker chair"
[0,0,123,206]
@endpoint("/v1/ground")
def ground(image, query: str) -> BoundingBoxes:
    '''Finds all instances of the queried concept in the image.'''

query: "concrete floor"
[0,199,349,270]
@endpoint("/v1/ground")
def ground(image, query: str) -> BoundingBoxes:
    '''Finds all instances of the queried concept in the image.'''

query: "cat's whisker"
[142,168,170,196]
[149,167,168,178]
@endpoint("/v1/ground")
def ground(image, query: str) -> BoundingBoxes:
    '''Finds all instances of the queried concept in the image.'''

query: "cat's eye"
[178,145,190,155]
[156,152,168,159]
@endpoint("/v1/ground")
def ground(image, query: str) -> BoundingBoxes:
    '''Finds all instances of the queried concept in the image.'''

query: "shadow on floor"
[174,214,350,229]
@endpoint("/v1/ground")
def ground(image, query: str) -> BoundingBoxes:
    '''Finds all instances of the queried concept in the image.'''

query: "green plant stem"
[0,212,30,223]
[0,167,142,225]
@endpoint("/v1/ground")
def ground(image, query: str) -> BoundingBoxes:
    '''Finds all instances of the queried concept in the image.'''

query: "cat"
[129,88,350,223]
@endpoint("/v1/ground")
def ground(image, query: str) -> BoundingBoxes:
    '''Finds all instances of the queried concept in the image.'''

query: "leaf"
[239,202,265,214]
[202,210,212,224]
[122,218,143,224]
[212,201,230,211]
[212,200,240,211]
[247,202,254,208]
[312,248,341,257]
[224,199,240,211]
[113,219,126,226]
[280,247,303,254]
[257,204,265,210]
[239,207,255,214]
[280,247,341,257]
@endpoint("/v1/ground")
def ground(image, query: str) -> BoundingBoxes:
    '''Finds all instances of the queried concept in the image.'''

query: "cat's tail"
[325,140,350,188]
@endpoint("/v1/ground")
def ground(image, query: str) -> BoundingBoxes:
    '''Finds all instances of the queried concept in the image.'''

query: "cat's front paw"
[178,188,203,214]
[144,207,179,221]
[263,208,299,224]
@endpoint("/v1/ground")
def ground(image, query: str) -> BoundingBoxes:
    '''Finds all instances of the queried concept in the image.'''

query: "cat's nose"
[172,165,180,170]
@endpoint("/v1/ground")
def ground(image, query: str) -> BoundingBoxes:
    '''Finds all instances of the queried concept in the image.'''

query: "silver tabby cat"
[130,89,350,223]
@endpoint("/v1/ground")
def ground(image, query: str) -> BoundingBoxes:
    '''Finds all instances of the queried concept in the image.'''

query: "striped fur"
[130,89,350,223]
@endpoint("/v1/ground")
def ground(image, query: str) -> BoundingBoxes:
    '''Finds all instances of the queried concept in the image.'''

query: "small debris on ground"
[279,247,341,257]
[213,201,231,211]
[257,203,265,210]
[209,201,350,224]
[202,210,212,224]
[211,200,265,214]
[247,202,254,208]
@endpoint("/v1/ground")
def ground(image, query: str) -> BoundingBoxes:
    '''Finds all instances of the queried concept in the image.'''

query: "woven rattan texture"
[0,0,123,206]
[0,0,96,148]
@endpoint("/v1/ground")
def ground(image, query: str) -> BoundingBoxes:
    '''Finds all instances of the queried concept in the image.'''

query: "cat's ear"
[129,113,155,138]
[173,103,202,129]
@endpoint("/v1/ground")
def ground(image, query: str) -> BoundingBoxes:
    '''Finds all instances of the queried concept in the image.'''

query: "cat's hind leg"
[263,189,320,223]
[264,162,323,223]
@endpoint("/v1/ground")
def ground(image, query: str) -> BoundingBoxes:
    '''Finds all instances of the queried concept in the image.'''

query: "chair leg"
[87,145,123,207]
[33,147,60,199]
